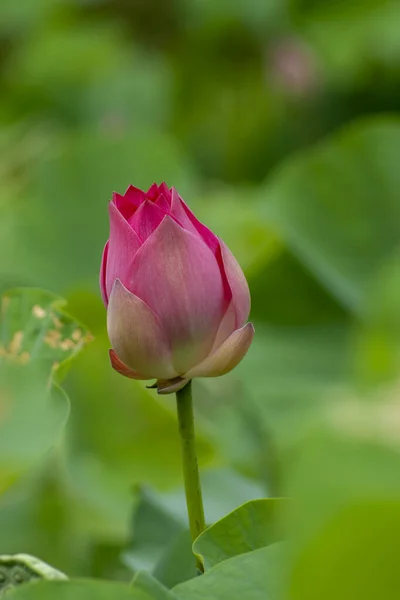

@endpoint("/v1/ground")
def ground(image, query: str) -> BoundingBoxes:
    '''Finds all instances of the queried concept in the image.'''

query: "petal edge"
[184,323,254,378]
[106,202,142,297]
[157,377,190,395]
[100,241,109,305]
[109,349,147,380]
[220,241,251,328]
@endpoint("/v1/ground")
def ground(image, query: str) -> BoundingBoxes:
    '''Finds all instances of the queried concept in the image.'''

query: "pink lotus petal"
[106,203,142,297]
[178,199,232,314]
[112,192,124,206]
[124,184,145,206]
[112,192,137,221]
[184,323,255,378]
[145,183,160,201]
[170,188,199,235]
[109,349,147,379]
[129,216,226,374]
[107,279,177,379]
[155,193,170,211]
[211,301,236,350]
[158,182,172,202]
[220,241,251,328]
[100,241,109,305]
[215,242,233,302]
[129,200,166,241]
[157,376,190,395]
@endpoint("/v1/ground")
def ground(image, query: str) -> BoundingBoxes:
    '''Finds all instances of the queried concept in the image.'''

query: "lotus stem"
[176,381,206,573]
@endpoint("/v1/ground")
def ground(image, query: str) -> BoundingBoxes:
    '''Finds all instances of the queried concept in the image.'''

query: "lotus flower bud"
[100,183,254,393]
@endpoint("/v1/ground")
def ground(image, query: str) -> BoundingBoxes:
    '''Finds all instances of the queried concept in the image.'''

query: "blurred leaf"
[193,498,285,571]
[81,53,173,132]
[123,478,270,588]
[172,65,284,183]
[0,287,92,380]
[0,368,69,493]
[0,0,56,35]
[154,467,267,527]
[285,409,400,548]
[123,487,196,588]
[281,396,400,598]
[353,253,400,386]
[190,186,279,274]
[5,19,173,133]
[65,334,214,541]
[124,487,185,573]
[197,323,351,471]
[64,290,106,337]
[87,541,133,582]
[173,543,288,600]
[0,460,85,576]
[4,0,400,590]
[0,286,91,497]
[285,410,400,600]
[293,0,400,80]
[152,530,196,589]
[236,324,350,394]
[131,572,177,600]
[248,248,348,326]
[186,0,282,33]
[290,500,400,600]
[266,117,400,311]
[7,579,157,600]
[9,25,125,89]
[9,129,197,293]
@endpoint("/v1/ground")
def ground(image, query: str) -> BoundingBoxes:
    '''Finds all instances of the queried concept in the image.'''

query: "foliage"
[1,0,400,597]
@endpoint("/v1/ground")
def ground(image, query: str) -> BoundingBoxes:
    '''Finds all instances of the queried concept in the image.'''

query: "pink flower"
[100,183,254,394]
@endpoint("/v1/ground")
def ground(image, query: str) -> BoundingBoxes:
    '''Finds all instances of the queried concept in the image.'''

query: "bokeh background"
[1,0,400,595]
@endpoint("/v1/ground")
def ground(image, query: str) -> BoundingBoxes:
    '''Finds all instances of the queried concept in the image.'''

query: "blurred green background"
[1,0,400,594]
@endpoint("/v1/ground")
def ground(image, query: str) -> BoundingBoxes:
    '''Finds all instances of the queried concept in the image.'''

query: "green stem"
[176,381,206,572]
